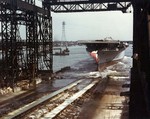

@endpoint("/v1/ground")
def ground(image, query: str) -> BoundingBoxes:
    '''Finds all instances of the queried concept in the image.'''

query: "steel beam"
[0,0,53,88]
[43,0,131,12]
[0,2,21,89]
[129,1,150,118]
[1,0,49,15]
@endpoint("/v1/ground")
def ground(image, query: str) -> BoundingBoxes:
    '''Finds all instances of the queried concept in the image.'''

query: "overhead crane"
[42,0,132,12]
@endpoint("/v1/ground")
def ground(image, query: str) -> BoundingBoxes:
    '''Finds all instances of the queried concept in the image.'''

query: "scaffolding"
[0,0,53,89]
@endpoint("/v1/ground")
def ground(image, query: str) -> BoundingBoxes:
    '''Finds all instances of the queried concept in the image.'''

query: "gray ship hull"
[98,48,125,64]
[78,38,128,69]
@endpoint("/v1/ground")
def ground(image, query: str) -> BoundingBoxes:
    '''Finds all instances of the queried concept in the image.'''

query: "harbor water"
[52,44,132,89]
[0,45,132,89]
[53,44,132,73]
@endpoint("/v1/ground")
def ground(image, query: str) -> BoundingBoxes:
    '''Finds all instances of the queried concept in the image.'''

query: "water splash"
[99,56,132,78]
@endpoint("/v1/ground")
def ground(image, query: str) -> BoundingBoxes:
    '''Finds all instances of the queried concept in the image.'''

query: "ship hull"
[78,38,128,70]
[97,48,125,64]
[89,48,125,64]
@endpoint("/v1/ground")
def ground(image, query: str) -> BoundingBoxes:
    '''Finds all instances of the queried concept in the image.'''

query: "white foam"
[88,71,102,78]
[100,70,118,78]
[109,76,130,80]
[100,56,132,78]
[122,56,133,67]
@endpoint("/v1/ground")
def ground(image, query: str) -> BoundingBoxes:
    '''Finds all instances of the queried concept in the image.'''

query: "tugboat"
[54,47,69,56]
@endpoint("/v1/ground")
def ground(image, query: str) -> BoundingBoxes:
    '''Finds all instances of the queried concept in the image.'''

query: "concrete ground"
[93,78,129,119]
[78,75,129,119]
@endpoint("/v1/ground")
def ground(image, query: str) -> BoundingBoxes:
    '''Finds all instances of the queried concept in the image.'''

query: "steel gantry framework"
[42,0,132,13]
[0,0,53,88]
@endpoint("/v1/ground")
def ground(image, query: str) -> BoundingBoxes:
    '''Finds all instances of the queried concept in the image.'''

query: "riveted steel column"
[0,1,19,90]
[130,1,150,118]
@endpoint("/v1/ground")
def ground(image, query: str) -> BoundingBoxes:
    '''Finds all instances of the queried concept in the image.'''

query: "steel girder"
[129,1,150,118]
[42,0,132,13]
[42,15,53,72]
[0,0,53,88]
[0,0,48,15]
[0,2,19,88]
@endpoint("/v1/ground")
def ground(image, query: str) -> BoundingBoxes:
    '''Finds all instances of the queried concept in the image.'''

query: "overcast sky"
[52,11,133,41]
[0,1,133,42]
[35,1,133,41]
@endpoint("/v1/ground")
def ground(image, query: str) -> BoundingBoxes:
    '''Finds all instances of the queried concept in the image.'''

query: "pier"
[0,0,150,119]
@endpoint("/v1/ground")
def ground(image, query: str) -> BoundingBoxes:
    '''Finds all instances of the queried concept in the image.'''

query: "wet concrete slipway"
[0,45,132,119]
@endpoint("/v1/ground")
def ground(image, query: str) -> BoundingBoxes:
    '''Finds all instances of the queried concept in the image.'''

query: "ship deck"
[78,40,120,44]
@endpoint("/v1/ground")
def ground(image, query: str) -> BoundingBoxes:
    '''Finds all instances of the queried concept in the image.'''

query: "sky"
[0,1,133,42]
[52,11,133,41]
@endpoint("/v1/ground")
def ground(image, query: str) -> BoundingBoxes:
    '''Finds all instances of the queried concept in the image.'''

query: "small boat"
[54,47,69,56]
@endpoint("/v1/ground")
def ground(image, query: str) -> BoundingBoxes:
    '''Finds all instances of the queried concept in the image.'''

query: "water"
[125,44,133,57]
[52,44,132,89]
[53,45,90,72]
[53,44,133,72]
[36,44,133,92]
